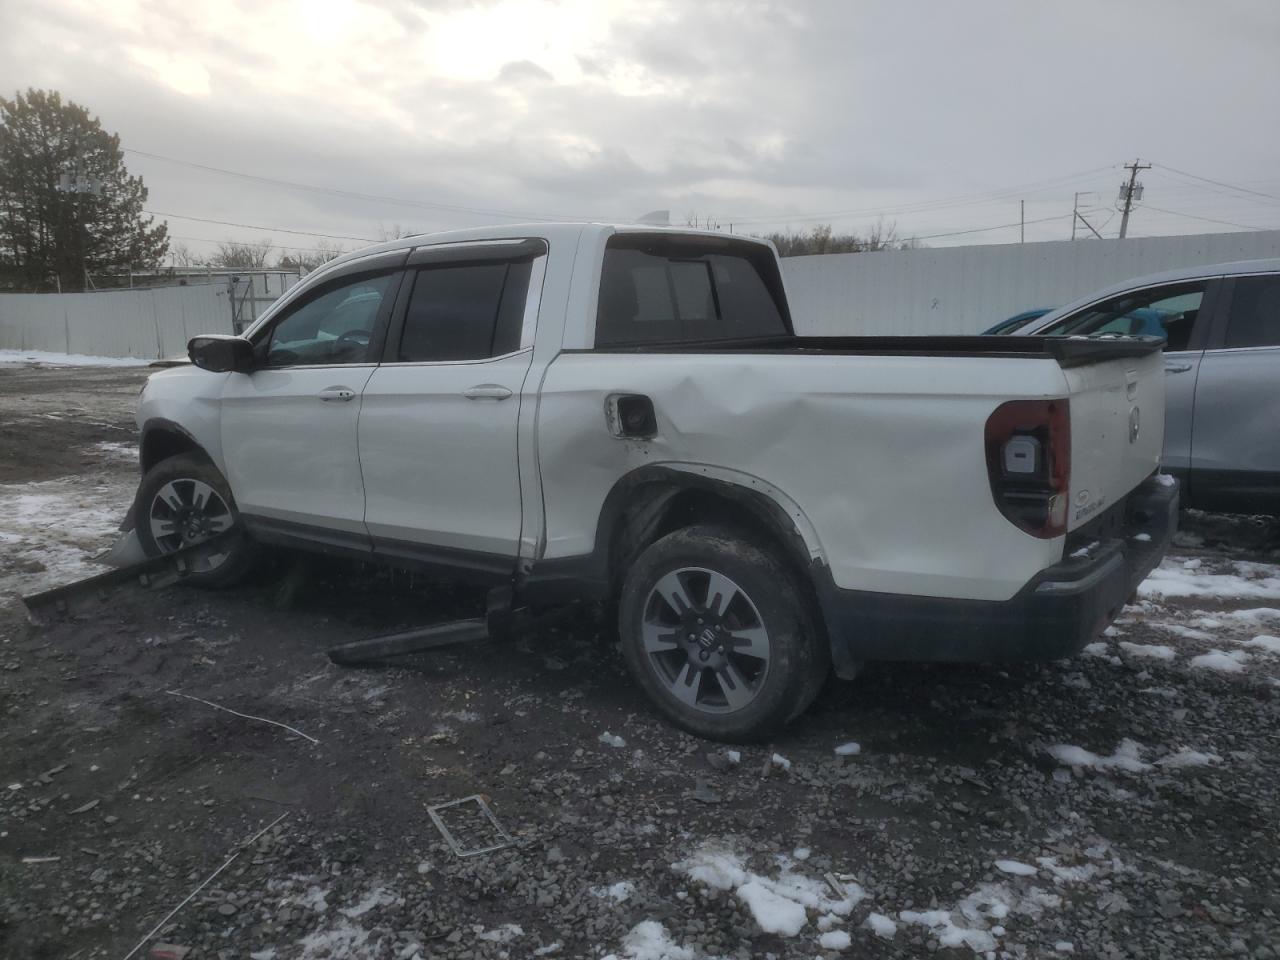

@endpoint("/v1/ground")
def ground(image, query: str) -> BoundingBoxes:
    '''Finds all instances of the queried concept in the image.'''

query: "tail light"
[984,399,1071,539]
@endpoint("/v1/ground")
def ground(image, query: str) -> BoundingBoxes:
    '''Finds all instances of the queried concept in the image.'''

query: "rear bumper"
[816,474,1178,671]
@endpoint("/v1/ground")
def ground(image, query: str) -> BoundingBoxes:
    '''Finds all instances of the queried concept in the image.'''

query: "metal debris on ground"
[427,794,513,858]
[824,871,860,899]
[21,855,61,864]
[165,690,319,745]
[148,945,192,960]
[118,812,288,960]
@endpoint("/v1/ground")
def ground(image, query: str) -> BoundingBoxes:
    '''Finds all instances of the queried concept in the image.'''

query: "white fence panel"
[783,229,1280,336]
[0,284,231,359]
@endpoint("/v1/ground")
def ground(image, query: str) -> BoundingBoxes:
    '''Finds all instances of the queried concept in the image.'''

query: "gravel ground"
[1,362,1278,960]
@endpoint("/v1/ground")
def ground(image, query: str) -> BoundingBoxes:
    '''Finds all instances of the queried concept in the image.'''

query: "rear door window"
[396,260,533,362]
[596,236,791,347]
[1222,275,1280,348]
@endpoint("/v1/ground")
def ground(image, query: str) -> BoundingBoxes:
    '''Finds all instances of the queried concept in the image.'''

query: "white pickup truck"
[131,223,1177,740]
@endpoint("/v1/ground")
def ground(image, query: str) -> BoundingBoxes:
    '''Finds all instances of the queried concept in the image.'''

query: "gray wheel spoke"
[204,514,234,533]
[669,663,702,707]
[654,571,694,616]
[642,622,679,654]
[190,480,216,512]
[714,661,754,710]
[728,625,769,658]
[704,571,739,617]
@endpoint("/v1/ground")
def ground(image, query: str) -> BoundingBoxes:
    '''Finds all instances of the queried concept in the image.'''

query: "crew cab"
[131,223,1177,740]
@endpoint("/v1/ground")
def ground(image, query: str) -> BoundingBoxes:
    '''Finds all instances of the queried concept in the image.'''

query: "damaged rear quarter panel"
[536,351,1070,602]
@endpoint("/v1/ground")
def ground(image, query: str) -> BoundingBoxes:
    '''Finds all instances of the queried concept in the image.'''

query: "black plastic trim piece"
[1181,467,1280,516]
[812,475,1179,664]
[370,535,517,585]
[407,238,547,267]
[570,334,1165,367]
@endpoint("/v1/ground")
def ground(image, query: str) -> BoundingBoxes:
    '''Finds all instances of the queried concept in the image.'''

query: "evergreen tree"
[0,89,168,292]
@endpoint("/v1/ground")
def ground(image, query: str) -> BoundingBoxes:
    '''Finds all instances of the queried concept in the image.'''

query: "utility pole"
[1072,193,1078,240]
[1020,200,1024,243]
[1118,158,1150,239]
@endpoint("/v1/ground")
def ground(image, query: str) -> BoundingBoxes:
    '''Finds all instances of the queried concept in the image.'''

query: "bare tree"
[169,242,205,268]
[210,238,275,270]
[761,220,919,257]
[375,222,417,241]
[277,239,344,274]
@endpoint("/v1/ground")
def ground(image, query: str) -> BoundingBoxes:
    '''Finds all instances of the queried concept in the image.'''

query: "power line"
[901,212,1073,244]
[146,209,375,242]
[125,148,594,223]
[723,165,1118,226]
[1140,206,1271,232]
[1152,163,1280,204]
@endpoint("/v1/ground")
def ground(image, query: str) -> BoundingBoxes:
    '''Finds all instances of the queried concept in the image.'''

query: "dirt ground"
[1,362,1278,960]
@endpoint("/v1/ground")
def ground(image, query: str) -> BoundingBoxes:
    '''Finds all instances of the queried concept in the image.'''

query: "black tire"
[618,525,829,742]
[134,453,254,589]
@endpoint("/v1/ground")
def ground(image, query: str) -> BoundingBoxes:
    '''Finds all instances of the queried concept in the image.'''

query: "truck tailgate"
[1061,348,1165,530]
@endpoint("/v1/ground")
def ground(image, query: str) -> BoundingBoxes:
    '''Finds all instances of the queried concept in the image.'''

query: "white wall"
[0,283,231,359]
[783,229,1280,336]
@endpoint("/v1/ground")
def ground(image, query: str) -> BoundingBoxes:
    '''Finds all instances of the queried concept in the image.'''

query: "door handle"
[462,384,513,401]
[1164,363,1193,374]
[317,386,356,402]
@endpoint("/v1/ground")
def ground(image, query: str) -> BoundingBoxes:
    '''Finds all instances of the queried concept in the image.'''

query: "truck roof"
[318,222,773,276]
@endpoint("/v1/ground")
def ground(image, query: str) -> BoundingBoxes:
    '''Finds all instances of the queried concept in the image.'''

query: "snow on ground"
[599,731,627,748]
[1241,635,1280,655]
[1118,642,1176,660]
[1189,649,1249,673]
[673,842,863,938]
[1047,739,1151,773]
[591,881,637,902]
[833,741,861,756]
[0,349,154,367]
[994,860,1037,876]
[863,912,897,939]
[601,921,698,960]
[0,474,135,596]
[1156,748,1223,769]
[1138,558,1280,600]
[817,930,851,949]
[899,881,1063,954]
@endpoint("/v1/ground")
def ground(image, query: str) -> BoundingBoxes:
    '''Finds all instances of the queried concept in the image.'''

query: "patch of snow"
[1156,748,1222,769]
[599,732,627,748]
[1047,739,1151,773]
[1102,625,1124,637]
[293,885,330,913]
[0,349,153,367]
[592,881,636,902]
[899,908,995,953]
[1189,649,1249,673]
[1243,635,1280,655]
[250,950,277,960]
[1118,642,1176,660]
[441,709,480,722]
[1082,642,1109,656]
[1139,560,1280,601]
[818,930,851,950]
[1133,532,1151,542]
[833,742,861,756]
[297,920,383,960]
[532,943,562,956]
[474,923,522,943]
[725,750,740,764]
[1056,942,1075,954]
[771,753,791,771]
[994,860,1037,876]
[601,921,696,960]
[864,912,897,939]
[1153,473,1177,487]
[1155,623,1216,642]
[792,847,810,861]
[673,842,864,938]
[340,887,399,918]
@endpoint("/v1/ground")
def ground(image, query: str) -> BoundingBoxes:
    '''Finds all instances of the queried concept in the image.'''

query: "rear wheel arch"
[598,466,826,609]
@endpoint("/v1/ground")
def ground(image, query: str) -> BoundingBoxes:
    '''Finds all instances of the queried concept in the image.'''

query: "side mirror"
[188,335,255,373]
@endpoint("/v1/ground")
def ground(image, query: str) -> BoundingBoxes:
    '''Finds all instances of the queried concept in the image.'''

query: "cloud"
[497,60,554,84]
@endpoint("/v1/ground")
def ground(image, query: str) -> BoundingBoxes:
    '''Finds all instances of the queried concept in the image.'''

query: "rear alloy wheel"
[619,525,828,742]
[134,453,254,588]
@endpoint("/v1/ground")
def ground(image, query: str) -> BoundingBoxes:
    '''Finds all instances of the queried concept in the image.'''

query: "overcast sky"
[3,0,1278,261]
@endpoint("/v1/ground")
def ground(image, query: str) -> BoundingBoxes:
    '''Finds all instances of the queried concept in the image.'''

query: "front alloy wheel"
[147,478,236,573]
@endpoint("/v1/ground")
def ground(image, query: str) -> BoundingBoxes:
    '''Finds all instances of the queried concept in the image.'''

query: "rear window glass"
[596,237,790,347]
[1224,274,1280,348]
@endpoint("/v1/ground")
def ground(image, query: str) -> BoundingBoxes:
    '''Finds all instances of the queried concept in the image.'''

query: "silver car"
[1019,259,1280,515]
